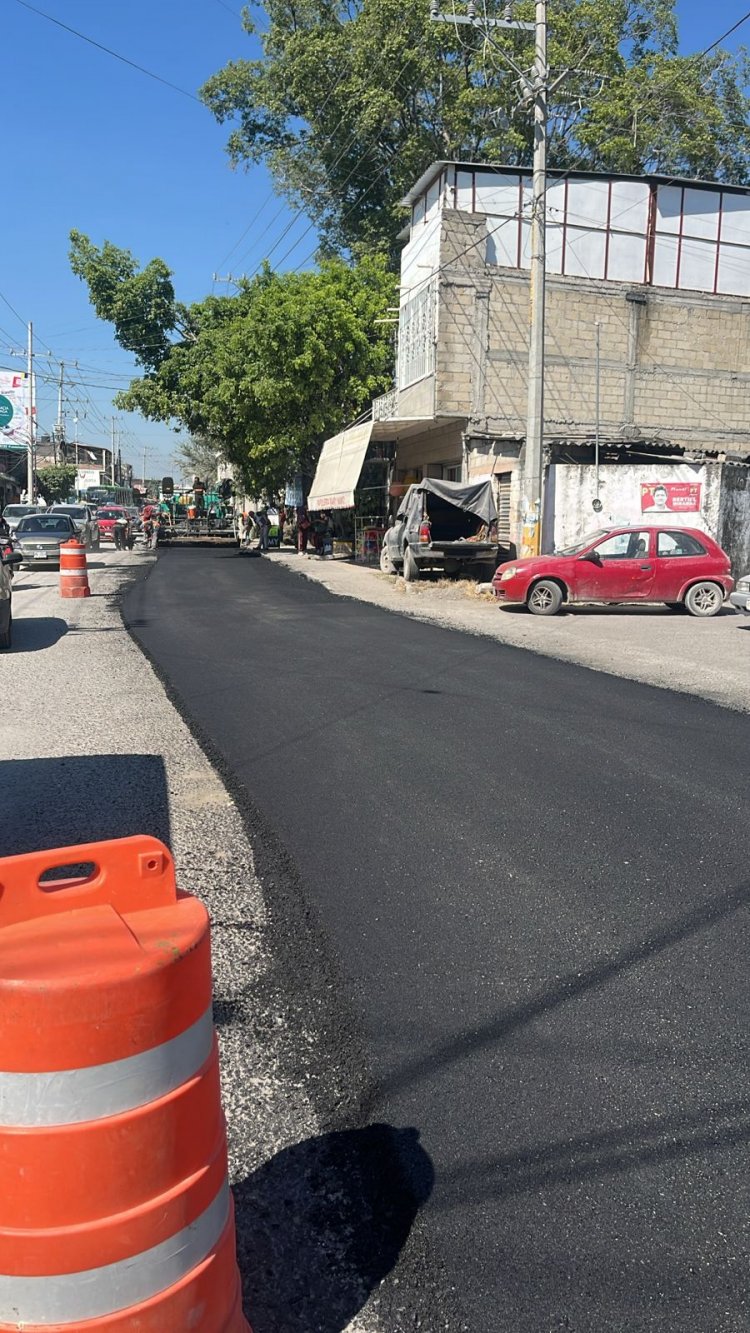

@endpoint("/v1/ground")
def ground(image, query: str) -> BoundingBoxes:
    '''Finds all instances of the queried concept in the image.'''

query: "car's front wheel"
[684,581,724,618]
[527,579,563,616]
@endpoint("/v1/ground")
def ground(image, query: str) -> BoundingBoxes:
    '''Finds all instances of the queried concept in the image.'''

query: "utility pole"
[430,0,549,555]
[26,322,35,501]
[55,361,65,465]
[111,418,116,484]
[520,0,548,557]
[142,448,147,492]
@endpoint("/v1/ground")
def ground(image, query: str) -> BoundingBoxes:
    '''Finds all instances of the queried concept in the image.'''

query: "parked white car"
[729,572,750,614]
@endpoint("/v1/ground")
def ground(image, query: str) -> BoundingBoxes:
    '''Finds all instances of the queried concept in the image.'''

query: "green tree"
[200,0,750,256]
[68,235,395,494]
[36,465,77,504]
[173,437,223,487]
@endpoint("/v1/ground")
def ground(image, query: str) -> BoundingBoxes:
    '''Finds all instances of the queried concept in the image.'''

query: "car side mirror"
[2,550,22,565]
[580,550,602,565]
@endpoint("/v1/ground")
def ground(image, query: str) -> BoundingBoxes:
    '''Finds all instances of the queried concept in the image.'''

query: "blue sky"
[1,0,747,478]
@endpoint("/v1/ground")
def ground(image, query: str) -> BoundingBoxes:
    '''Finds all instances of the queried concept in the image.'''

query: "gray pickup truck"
[380,477,499,582]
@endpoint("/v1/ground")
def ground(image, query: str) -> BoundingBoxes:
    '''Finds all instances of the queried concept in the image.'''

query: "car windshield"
[17,516,74,534]
[3,505,38,518]
[554,529,610,556]
[97,509,123,519]
[52,506,86,518]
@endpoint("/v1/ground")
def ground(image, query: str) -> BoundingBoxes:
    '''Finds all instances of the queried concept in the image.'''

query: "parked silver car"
[14,513,77,567]
[49,504,101,551]
[2,503,43,534]
[729,572,750,615]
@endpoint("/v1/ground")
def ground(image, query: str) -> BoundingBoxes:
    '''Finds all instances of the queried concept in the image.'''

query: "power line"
[702,8,750,57]
[13,0,202,103]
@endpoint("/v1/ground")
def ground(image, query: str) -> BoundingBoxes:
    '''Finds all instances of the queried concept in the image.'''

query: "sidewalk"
[271,549,750,713]
[1,550,381,1333]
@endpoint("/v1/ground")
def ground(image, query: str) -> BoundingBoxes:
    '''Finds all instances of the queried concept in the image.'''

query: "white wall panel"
[546,222,564,275]
[486,216,519,268]
[678,237,716,291]
[565,226,606,279]
[682,188,719,240]
[456,170,474,211]
[519,218,532,267]
[567,178,609,229]
[721,194,750,245]
[401,211,442,296]
[425,179,440,222]
[716,247,750,296]
[656,185,683,234]
[652,234,679,287]
[546,179,567,228]
[606,231,647,283]
[475,175,519,218]
[609,180,650,234]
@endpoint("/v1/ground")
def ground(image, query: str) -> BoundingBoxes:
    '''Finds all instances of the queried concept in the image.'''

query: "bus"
[85,484,135,510]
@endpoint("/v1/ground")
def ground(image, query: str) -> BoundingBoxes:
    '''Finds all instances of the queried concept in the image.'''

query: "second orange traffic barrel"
[0,835,251,1332]
[59,537,91,598]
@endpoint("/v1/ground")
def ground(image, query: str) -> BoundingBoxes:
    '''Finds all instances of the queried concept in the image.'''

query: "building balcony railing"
[373,387,398,421]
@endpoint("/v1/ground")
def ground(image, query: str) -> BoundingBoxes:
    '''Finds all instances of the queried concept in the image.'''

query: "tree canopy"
[200,0,750,256]
[69,233,395,495]
[36,465,76,505]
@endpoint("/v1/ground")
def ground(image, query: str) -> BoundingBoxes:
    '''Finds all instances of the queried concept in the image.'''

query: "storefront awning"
[308,422,373,511]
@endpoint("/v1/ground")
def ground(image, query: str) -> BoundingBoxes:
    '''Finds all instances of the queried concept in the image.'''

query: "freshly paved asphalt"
[126,548,750,1333]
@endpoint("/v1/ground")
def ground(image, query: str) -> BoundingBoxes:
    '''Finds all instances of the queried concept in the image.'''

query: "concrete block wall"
[431,209,750,452]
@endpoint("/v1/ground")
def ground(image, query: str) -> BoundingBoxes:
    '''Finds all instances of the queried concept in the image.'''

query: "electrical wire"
[12,0,202,103]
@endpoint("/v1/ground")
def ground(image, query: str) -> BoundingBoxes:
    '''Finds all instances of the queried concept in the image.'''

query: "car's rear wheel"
[684,582,724,618]
[380,544,396,575]
[527,579,563,616]
[0,610,11,650]
[403,545,419,582]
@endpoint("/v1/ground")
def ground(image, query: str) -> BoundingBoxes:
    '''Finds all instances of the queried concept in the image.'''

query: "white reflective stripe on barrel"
[0,1008,214,1126]
[0,1179,230,1325]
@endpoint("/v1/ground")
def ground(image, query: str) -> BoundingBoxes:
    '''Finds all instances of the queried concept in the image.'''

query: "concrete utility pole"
[142,448,147,491]
[430,0,549,555]
[520,0,548,557]
[111,418,116,484]
[55,361,65,464]
[26,322,35,501]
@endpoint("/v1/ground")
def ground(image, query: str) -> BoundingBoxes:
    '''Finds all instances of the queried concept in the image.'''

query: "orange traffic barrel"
[0,836,251,1332]
[59,538,91,598]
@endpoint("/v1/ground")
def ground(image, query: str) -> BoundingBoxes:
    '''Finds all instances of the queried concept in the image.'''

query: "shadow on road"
[10,616,68,652]
[0,754,171,854]
[234,1123,433,1333]
[367,878,750,1111]
[437,1097,750,1206]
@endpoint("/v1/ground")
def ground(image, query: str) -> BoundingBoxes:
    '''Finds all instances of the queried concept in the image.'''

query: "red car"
[96,506,130,543]
[493,526,734,617]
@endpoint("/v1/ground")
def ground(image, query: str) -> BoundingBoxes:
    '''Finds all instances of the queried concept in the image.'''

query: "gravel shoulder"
[0,550,385,1333]
[270,550,749,712]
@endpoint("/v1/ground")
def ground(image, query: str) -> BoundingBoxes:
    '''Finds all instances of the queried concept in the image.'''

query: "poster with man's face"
[641,482,701,513]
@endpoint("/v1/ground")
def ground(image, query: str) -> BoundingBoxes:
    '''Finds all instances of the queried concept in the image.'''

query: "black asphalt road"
[126,549,750,1333]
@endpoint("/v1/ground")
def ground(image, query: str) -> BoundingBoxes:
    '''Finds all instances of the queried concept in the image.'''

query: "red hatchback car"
[96,506,130,543]
[493,526,734,617]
